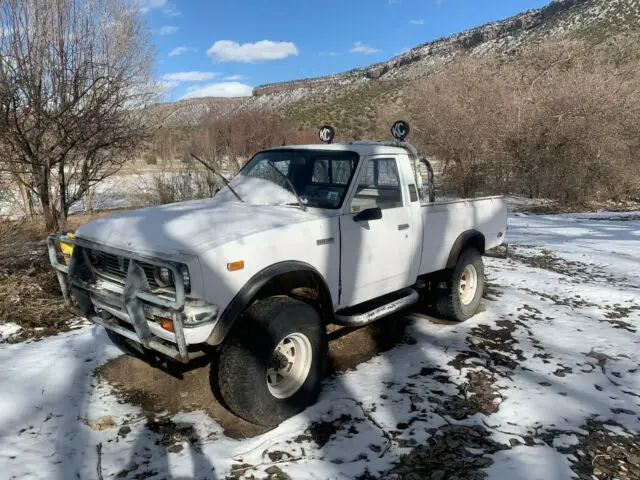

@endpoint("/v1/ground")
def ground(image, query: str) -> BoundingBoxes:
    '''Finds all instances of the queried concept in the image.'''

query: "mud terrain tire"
[213,296,327,427]
[434,247,484,322]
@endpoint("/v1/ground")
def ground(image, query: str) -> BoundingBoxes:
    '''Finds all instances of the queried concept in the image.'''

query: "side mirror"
[353,207,382,222]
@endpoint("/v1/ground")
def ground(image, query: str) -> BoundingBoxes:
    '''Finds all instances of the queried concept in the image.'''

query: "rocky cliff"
[149,0,639,127]
[253,0,591,96]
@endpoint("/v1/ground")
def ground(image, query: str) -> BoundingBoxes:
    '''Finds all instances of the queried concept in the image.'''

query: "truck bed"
[417,196,507,276]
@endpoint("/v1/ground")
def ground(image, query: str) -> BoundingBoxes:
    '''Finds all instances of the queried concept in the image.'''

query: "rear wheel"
[434,247,484,322]
[212,296,327,427]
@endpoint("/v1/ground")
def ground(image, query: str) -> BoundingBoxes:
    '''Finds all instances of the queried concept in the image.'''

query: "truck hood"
[76,198,321,255]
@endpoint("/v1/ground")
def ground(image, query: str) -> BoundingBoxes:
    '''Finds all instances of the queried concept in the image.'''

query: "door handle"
[398,224,410,231]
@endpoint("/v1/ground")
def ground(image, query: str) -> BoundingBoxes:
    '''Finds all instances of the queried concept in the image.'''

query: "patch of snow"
[484,445,574,480]
[0,322,22,342]
[552,434,579,449]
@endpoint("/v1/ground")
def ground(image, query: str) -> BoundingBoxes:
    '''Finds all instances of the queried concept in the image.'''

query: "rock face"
[252,0,589,97]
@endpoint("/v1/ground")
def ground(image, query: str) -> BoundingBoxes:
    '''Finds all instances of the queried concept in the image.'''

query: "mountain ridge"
[253,0,589,95]
[149,0,639,128]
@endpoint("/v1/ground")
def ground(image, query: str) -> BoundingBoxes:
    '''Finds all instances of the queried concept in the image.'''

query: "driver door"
[339,156,414,307]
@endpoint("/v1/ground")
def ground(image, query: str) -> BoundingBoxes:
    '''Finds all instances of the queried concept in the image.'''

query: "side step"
[334,288,419,327]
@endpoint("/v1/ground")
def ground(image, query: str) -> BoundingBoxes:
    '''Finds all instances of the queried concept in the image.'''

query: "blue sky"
[139,0,550,101]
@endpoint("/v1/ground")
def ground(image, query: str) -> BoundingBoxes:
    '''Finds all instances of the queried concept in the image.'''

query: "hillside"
[148,0,640,130]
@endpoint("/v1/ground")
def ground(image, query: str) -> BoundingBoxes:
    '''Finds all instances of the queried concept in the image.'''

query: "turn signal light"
[227,260,245,272]
[158,317,175,332]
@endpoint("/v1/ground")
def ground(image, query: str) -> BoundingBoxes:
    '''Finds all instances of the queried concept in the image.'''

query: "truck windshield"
[238,149,360,209]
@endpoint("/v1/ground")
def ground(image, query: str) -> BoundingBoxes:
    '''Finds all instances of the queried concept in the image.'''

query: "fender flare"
[206,261,334,345]
[445,230,486,269]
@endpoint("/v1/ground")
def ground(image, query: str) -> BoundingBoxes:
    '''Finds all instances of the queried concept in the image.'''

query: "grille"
[88,250,160,289]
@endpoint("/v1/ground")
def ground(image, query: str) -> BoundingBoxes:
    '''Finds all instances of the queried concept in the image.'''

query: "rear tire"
[434,247,484,322]
[213,296,327,427]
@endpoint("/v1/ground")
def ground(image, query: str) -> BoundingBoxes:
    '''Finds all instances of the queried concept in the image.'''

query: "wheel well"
[446,230,485,269]
[254,270,334,323]
[207,264,334,346]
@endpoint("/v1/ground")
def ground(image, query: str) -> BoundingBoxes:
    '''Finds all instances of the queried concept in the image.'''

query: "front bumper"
[47,233,216,363]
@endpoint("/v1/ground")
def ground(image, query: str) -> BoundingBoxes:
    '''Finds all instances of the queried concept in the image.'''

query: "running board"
[334,288,419,327]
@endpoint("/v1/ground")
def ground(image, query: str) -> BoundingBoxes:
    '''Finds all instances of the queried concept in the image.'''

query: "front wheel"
[433,247,485,322]
[212,296,327,427]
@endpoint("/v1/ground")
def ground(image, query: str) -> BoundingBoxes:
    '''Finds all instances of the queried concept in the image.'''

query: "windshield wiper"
[266,160,306,211]
[190,153,245,203]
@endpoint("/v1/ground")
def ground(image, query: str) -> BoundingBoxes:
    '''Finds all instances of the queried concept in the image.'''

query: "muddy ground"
[96,315,417,439]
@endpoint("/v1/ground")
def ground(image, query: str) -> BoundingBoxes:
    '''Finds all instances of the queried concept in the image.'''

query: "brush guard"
[47,233,201,363]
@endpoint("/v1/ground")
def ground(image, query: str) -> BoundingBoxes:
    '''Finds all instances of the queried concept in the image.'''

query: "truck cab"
[49,122,507,426]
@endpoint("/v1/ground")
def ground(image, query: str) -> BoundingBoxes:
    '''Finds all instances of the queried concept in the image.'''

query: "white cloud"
[181,82,253,99]
[223,74,248,81]
[388,0,401,4]
[349,41,380,55]
[162,71,220,82]
[410,19,425,25]
[207,40,298,63]
[163,3,181,17]
[320,51,340,57]
[169,46,196,57]
[135,0,167,14]
[155,25,178,36]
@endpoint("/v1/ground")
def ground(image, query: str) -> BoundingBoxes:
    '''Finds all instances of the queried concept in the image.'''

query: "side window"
[312,159,330,183]
[351,158,403,212]
[311,158,356,185]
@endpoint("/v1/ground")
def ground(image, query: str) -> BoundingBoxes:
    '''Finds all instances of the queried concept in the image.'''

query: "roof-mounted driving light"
[318,125,335,144]
[391,120,410,141]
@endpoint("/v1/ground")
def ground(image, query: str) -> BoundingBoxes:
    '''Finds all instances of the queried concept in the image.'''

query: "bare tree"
[0,0,154,230]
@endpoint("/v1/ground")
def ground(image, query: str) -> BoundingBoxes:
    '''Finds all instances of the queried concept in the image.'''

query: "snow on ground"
[0,212,639,479]
[0,322,21,342]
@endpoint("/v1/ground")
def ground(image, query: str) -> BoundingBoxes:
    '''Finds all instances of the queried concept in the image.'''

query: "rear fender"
[445,230,485,269]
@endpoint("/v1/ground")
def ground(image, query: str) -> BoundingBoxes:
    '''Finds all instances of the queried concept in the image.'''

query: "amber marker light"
[227,260,245,272]
[158,317,175,332]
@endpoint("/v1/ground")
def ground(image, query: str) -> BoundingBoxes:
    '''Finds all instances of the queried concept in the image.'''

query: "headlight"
[181,266,191,291]
[154,266,173,287]
[153,265,191,291]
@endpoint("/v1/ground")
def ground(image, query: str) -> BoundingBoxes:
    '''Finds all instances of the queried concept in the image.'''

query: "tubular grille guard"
[47,233,191,362]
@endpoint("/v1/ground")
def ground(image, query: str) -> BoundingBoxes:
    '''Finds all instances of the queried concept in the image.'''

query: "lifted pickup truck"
[49,122,507,426]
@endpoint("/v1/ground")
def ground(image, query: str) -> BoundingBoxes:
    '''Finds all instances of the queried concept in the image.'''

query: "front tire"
[434,247,484,322]
[213,296,327,427]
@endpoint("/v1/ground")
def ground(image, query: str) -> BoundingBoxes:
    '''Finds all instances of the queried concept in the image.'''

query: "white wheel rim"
[459,264,478,306]
[266,332,313,399]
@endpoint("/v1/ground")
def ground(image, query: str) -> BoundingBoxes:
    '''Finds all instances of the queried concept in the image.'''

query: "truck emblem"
[391,120,410,141]
[316,237,334,246]
[318,125,335,144]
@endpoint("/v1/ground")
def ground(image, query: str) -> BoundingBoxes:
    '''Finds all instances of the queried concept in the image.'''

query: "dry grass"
[0,217,90,342]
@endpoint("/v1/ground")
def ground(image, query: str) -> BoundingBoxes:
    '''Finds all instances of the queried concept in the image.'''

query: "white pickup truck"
[49,123,507,426]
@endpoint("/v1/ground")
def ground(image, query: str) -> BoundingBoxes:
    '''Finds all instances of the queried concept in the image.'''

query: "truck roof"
[264,141,413,157]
